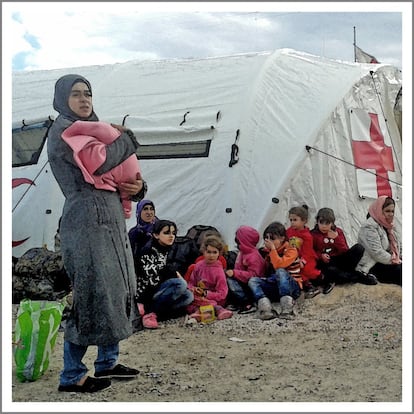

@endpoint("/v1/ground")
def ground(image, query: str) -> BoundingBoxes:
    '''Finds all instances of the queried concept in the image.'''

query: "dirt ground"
[9,282,405,409]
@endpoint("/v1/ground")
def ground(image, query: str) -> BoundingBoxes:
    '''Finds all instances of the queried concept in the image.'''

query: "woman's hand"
[119,173,144,196]
[110,123,128,133]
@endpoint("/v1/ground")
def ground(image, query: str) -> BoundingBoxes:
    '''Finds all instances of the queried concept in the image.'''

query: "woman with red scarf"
[356,196,402,285]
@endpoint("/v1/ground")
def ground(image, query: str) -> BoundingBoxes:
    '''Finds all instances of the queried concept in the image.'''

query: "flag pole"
[353,26,356,62]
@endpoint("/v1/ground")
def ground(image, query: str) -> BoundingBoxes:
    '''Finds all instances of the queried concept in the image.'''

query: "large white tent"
[12,49,402,257]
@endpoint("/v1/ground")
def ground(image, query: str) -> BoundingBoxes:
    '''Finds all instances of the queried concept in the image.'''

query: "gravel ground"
[9,282,404,409]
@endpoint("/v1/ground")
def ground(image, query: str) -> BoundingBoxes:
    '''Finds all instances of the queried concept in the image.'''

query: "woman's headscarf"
[368,195,401,264]
[135,199,158,233]
[53,74,98,122]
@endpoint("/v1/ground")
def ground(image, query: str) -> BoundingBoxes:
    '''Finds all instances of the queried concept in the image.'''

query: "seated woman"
[135,219,194,329]
[356,196,402,285]
[128,199,158,259]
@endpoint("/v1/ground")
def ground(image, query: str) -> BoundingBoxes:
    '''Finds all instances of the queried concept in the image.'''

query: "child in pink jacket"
[187,235,233,321]
[62,120,141,218]
[225,225,266,314]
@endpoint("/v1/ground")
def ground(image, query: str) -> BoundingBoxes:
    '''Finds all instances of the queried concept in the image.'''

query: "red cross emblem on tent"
[351,112,394,197]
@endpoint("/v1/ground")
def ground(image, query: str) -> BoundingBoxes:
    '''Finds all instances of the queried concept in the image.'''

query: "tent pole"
[353,26,357,62]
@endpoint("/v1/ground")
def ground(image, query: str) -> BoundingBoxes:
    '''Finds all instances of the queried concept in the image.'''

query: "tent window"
[136,139,212,159]
[12,119,53,167]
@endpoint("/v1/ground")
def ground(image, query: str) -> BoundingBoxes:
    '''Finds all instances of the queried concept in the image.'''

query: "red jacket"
[310,227,349,260]
[233,226,266,283]
[286,226,320,281]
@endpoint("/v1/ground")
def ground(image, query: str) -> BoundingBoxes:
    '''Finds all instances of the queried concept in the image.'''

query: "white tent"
[12,49,402,257]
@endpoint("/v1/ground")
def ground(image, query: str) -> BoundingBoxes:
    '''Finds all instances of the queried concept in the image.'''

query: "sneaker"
[226,304,240,312]
[304,286,321,299]
[238,304,257,314]
[142,312,159,329]
[58,376,111,393]
[257,297,276,320]
[322,282,335,295]
[95,363,139,379]
[279,295,294,317]
[217,308,233,320]
[257,297,272,313]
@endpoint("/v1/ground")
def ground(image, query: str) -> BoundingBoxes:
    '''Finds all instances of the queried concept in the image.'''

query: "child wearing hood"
[225,225,266,314]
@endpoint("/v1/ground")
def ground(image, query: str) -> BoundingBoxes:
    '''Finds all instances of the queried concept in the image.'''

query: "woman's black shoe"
[58,376,111,393]
[95,363,139,379]
[356,271,378,285]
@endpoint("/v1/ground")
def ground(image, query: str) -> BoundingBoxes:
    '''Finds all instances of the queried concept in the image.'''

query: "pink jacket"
[62,121,141,218]
[188,260,228,307]
[233,226,266,283]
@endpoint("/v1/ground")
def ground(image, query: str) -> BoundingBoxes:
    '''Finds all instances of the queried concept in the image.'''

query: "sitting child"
[135,219,194,329]
[311,207,375,291]
[249,222,302,319]
[286,205,322,298]
[187,235,233,322]
[225,225,266,314]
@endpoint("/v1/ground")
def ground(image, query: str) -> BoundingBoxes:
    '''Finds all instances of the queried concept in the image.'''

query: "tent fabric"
[12,49,402,257]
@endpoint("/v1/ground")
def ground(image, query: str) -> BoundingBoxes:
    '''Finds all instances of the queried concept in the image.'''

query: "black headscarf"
[53,74,99,122]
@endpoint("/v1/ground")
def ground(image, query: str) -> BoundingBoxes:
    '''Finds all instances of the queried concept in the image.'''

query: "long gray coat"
[47,74,139,346]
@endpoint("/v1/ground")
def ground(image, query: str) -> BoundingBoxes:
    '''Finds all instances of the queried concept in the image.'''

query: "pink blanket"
[62,121,141,218]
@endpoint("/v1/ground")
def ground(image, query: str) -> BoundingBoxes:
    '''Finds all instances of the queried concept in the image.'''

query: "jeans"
[59,341,119,386]
[248,269,300,302]
[227,277,253,306]
[149,278,194,315]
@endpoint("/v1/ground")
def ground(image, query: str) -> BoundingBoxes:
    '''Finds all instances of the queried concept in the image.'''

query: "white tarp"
[11,49,402,257]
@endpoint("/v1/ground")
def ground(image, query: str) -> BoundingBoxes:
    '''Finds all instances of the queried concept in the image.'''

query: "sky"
[3,2,410,73]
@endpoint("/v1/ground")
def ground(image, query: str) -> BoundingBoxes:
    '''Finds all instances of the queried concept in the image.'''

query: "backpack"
[166,236,200,276]
[185,224,221,251]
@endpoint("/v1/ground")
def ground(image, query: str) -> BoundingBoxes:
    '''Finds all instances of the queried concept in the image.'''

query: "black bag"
[185,224,221,251]
[166,236,200,276]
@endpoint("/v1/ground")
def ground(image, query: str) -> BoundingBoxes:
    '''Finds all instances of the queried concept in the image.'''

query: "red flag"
[355,45,380,64]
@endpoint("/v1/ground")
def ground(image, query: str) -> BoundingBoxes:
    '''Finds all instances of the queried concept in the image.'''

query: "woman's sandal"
[58,376,111,393]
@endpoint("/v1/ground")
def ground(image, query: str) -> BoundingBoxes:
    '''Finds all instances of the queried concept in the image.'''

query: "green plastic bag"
[13,299,65,382]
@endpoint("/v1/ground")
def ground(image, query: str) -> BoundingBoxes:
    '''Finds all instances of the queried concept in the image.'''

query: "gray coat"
[356,217,402,274]
[47,74,140,346]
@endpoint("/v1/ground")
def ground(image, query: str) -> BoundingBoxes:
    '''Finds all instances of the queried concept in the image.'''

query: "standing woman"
[356,196,402,285]
[48,74,146,393]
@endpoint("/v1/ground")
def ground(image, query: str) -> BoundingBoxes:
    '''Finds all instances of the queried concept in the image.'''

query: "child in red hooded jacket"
[225,225,266,314]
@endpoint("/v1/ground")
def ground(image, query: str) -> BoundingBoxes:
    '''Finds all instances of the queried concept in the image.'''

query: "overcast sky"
[4,2,410,73]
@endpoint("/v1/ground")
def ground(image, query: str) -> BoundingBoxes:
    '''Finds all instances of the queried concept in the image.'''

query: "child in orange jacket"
[248,222,302,319]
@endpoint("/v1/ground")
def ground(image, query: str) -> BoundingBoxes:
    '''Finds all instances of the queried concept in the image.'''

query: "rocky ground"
[10,282,404,409]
